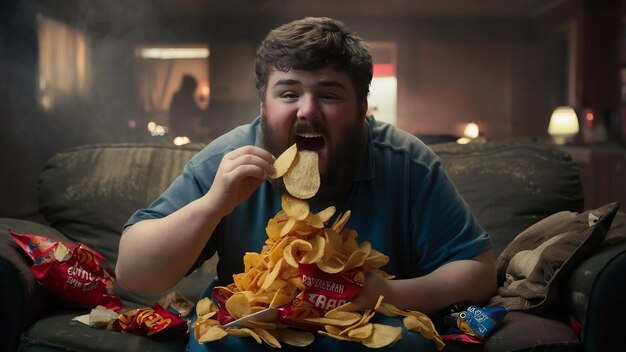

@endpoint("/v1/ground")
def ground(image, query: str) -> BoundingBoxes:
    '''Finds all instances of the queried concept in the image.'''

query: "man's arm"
[115,146,275,293]
[351,249,497,314]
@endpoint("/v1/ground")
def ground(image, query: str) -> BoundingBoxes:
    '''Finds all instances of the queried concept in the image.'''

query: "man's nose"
[296,95,321,121]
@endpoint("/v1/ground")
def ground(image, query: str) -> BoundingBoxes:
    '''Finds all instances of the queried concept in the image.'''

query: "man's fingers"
[223,147,275,176]
[225,145,275,163]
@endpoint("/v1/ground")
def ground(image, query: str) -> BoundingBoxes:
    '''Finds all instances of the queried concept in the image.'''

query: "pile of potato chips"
[191,145,444,349]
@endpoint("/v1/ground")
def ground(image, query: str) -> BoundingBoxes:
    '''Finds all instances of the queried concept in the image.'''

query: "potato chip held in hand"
[270,143,298,179]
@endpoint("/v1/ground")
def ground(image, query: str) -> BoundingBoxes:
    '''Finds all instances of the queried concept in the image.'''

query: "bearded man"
[117,17,496,352]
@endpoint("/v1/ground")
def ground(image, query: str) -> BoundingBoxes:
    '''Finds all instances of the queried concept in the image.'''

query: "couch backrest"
[430,142,584,256]
[38,143,204,270]
[38,141,584,269]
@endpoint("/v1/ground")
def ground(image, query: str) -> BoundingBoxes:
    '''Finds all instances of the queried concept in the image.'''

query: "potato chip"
[265,217,282,240]
[316,206,336,222]
[227,327,263,344]
[300,234,326,264]
[270,143,298,179]
[283,151,320,199]
[254,328,281,348]
[362,324,402,348]
[273,328,315,347]
[280,218,297,237]
[304,311,361,327]
[225,292,251,319]
[318,330,353,342]
[260,258,283,291]
[269,288,292,308]
[282,194,310,220]
[363,249,390,270]
[316,254,345,274]
[198,325,228,343]
[331,210,351,232]
[283,239,312,268]
[347,323,374,339]
[196,297,218,317]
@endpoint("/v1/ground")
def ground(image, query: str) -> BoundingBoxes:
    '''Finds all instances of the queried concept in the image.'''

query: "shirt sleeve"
[410,158,492,276]
[123,158,219,273]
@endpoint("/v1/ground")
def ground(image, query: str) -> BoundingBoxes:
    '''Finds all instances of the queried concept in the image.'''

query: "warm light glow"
[548,106,579,144]
[463,122,480,139]
[456,137,472,145]
[138,48,210,60]
[147,121,168,136]
[173,136,191,146]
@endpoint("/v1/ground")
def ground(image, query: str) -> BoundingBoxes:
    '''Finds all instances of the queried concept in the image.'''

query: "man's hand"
[204,146,275,218]
[349,271,393,311]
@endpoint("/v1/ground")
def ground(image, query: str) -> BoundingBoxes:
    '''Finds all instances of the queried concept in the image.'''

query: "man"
[116,17,496,351]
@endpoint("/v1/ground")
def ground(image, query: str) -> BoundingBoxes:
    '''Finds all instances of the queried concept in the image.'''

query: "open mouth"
[295,133,325,152]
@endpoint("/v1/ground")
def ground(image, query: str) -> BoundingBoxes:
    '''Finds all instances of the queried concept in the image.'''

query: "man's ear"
[260,100,265,116]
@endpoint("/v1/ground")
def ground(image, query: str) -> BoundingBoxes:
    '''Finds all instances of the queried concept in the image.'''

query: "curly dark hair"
[255,17,373,104]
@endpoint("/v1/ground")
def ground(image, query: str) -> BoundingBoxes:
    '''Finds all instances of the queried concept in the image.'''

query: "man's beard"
[261,116,366,210]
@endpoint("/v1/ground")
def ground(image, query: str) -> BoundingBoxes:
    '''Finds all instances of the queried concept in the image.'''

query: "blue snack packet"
[440,305,507,343]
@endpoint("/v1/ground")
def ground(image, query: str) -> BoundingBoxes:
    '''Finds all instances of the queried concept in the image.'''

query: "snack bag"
[278,264,364,330]
[10,231,123,311]
[438,305,507,343]
[110,303,188,336]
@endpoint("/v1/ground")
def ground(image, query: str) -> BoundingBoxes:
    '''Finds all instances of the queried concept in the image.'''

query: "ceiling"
[155,0,559,19]
[27,0,564,24]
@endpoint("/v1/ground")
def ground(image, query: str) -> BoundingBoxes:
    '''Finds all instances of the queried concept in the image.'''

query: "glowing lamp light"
[463,122,480,139]
[457,122,480,144]
[548,106,579,145]
[173,136,191,146]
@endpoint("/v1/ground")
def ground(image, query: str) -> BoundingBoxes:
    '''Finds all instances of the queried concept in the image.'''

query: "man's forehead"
[268,68,353,88]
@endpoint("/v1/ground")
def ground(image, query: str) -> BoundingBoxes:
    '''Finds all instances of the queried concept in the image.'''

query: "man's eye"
[281,92,298,99]
[321,94,339,101]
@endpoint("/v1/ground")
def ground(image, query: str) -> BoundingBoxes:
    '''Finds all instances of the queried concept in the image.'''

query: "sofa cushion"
[0,219,73,351]
[37,143,203,271]
[430,142,584,257]
[20,308,188,352]
[488,202,618,313]
[37,143,218,306]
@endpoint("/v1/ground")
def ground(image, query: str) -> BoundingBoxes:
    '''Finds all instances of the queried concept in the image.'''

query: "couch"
[1,141,625,352]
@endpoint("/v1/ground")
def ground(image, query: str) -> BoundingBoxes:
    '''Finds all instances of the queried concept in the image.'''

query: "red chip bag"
[10,231,123,311]
[110,303,188,336]
[278,264,364,330]
[210,264,364,330]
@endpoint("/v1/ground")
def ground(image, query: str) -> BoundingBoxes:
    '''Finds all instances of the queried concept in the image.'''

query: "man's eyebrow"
[272,79,347,90]
[273,79,301,87]
[318,80,347,90]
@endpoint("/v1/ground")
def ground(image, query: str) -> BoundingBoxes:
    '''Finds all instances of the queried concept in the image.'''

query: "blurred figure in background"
[169,74,208,142]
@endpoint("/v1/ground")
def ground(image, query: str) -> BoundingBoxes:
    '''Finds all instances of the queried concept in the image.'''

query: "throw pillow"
[488,201,619,313]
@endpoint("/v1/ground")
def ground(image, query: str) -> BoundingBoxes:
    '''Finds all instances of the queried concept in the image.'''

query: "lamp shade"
[548,106,579,144]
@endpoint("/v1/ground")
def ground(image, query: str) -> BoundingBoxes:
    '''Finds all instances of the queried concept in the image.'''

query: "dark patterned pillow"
[488,202,619,313]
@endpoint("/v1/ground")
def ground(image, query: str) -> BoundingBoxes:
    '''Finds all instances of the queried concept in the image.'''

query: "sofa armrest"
[0,218,71,351]
[564,241,626,352]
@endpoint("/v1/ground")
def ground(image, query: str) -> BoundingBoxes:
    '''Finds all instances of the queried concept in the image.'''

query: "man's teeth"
[297,133,322,138]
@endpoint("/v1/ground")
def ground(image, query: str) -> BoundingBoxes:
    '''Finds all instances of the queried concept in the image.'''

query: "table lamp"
[457,122,481,144]
[548,106,579,145]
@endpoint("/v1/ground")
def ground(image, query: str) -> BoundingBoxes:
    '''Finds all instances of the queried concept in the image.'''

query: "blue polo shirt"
[125,116,491,283]
[126,116,491,351]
